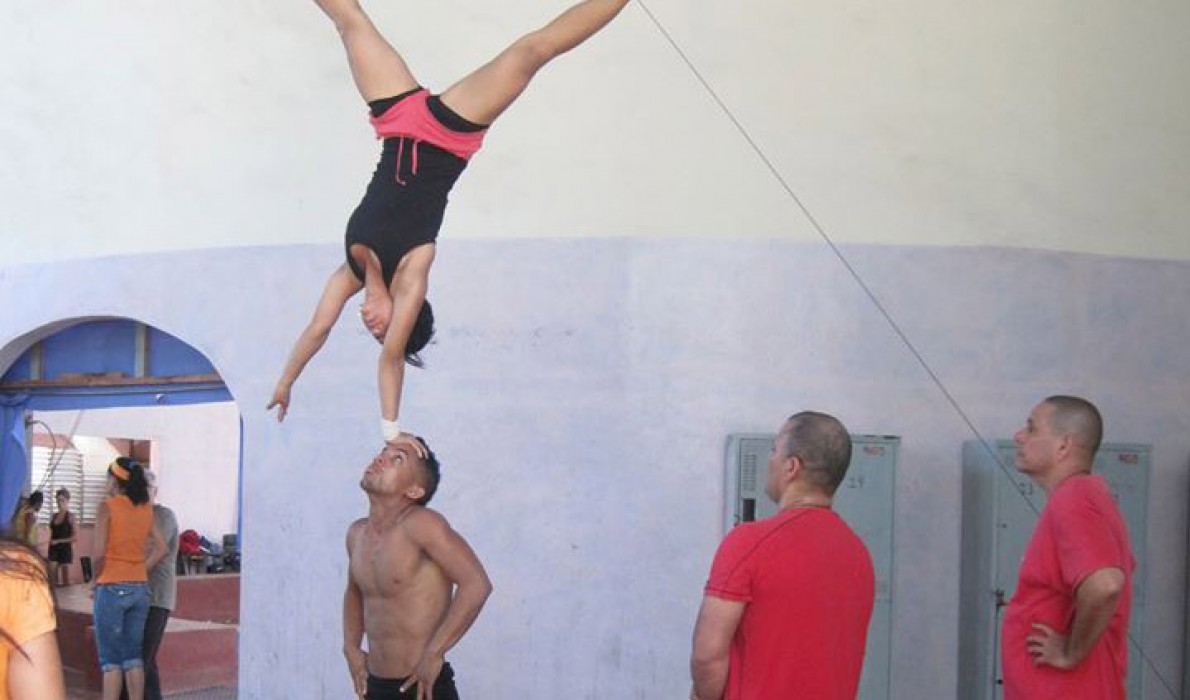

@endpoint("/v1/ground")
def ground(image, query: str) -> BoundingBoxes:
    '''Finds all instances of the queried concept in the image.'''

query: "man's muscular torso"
[348,510,451,677]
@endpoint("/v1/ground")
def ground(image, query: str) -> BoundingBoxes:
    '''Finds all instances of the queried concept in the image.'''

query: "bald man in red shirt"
[1001,395,1134,699]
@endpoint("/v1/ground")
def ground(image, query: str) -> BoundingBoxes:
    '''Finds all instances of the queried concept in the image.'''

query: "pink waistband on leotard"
[369,89,487,162]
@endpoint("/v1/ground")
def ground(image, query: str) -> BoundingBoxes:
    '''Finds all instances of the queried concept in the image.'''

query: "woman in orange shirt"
[0,535,65,700]
[91,459,166,700]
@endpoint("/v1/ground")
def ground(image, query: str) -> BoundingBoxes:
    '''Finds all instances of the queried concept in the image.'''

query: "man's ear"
[786,453,803,481]
[405,484,426,502]
[1056,433,1074,459]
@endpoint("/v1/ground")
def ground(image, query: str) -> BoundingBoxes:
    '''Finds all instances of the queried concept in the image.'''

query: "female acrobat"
[270,0,630,447]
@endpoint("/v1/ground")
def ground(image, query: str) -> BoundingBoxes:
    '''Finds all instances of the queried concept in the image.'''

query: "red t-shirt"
[1001,474,1134,699]
[705,507,875,700]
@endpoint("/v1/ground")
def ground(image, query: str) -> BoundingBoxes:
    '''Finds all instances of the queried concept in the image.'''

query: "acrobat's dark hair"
[110,457,151,506]
[404,300,435,368]
[25,490,44,510]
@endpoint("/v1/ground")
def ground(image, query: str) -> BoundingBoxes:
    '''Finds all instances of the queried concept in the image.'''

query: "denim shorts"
[93,583,150,672]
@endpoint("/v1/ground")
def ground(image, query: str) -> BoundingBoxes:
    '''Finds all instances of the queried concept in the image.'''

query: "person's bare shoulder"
[345,518,369,551]
[403,507,454,543]
[401,508,488,587]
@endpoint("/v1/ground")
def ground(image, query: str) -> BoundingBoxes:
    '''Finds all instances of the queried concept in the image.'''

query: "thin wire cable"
[30,412,84,516]
[31,419,64,493]
[630,2,1178,697]
[630,0,1030,507]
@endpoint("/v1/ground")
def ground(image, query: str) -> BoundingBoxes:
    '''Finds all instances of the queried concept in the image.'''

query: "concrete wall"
[1,242,1186,698]
[1,0,1187,263]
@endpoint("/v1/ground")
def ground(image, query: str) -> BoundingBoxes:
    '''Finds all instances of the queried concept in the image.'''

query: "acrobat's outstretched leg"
[315,0,420,102]
[440,0,630,126]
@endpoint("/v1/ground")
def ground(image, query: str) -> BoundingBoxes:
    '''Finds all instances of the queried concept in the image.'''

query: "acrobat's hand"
[360,294,393,342]
[386,432,428,460]
[343,646,369,698]
[399,651,443,700]
[267,384,291,422]
[1026,622,1074,670]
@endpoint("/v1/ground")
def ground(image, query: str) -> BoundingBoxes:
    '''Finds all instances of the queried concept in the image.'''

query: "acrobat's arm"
[376,250,432,444]
[269,264,362,421]
[400,510,492,697]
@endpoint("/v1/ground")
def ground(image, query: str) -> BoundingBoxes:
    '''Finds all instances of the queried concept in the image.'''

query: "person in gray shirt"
[120,468,179,700]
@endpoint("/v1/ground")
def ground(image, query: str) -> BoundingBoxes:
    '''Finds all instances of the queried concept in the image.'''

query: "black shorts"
[367,662,459,700]
[48,544,72,564]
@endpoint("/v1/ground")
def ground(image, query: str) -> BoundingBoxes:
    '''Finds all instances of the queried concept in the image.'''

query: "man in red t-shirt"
[690,411,875,700]
[1001,395,1134,699]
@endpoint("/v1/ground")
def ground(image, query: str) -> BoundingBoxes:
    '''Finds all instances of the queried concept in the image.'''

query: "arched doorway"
[1,317,241,699]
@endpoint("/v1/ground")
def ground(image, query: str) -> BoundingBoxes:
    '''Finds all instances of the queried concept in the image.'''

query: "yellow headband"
[109,461,131,481]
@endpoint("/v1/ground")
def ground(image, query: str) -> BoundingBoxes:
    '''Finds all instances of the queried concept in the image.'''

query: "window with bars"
[30,445,108,526]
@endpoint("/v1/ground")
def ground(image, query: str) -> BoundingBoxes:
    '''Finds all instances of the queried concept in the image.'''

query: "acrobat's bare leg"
[314,0,419,101]
[440,0,630,125]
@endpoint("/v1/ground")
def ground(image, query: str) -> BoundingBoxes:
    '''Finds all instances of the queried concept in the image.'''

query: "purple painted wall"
[1,239,1186,698]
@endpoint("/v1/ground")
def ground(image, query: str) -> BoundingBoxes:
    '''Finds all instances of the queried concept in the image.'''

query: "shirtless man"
[344,440,492,699]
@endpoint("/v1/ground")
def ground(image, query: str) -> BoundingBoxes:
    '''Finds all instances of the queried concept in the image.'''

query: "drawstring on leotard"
[394,136,422,185]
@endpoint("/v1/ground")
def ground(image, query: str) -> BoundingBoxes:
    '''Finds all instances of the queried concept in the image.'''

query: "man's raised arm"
[400,510,493,696]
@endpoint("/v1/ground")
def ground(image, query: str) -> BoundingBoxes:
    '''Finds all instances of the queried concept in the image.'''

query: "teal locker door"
[1094,445,1149,700]
[729,435,781,524]
[833,437,898,700]
[1094,446,1149,605]
[834,438,898,605]
[990,442,1045,700]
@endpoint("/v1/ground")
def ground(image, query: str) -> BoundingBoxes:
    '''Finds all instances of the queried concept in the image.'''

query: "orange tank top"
[98,495,153,584]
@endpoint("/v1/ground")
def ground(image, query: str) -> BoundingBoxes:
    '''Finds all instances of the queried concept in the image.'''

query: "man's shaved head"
[1042,395,1103,456]
[778,411,853,495]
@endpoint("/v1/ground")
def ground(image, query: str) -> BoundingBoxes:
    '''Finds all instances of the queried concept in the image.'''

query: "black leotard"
[344,89,486,287]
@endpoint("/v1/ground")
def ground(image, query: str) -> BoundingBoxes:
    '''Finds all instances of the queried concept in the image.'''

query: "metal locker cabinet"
[1093,444,1150,700]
